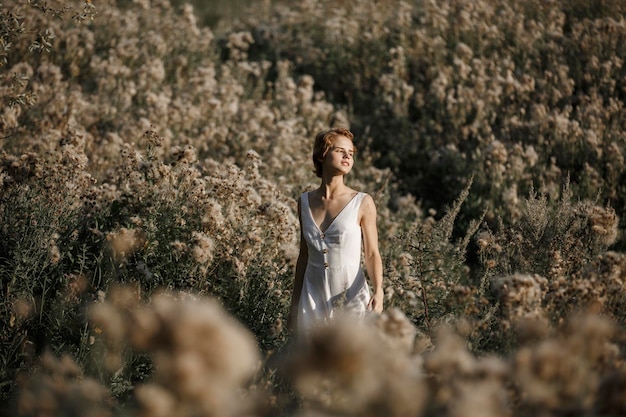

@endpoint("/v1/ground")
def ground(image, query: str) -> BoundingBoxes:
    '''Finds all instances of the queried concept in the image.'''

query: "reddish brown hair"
[312,127,355,177]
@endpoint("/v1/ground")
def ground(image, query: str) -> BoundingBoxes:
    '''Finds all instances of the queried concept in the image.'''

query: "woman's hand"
[368,289,384,313]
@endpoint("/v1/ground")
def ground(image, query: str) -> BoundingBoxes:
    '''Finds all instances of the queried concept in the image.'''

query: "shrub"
[2,0,626,415]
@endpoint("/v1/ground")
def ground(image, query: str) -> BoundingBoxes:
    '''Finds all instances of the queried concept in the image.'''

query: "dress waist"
[307,257,360,269]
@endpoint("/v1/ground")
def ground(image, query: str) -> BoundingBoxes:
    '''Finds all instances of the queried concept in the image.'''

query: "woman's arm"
[360,194,384,313]
[288,197,308,332]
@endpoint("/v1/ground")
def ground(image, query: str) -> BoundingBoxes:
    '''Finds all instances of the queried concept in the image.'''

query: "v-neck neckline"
[306,191,360,233]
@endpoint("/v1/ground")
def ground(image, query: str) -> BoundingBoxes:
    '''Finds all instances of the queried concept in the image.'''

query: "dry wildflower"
[0,170,10,187]
[448,379,509,417]
[2,0,626,413]
[170,239,187,257]
[296,74,315,103]
[424,326,510,417]
[394,1,413,27]
[227,31,254,51]
[48,243,61,265]
[424,327,476,380]
[585,204,619,246]
[269,318,284,338]
[288,313,426,416]
[108,283,141,310]
[88,302,127,348]
[524,145,539,167]
[492,273,547,328]
[171,145,197,165]
[502,184,521,219]
[245,149,262,180]
[455,42,474,62]
[564,251,626,317]
[126,305,160,352]
[134,384,176,417]
[398,251,413,266]
[548,250,565,280]
[106,227,146,264]
[11,298,33,323]
[514,313,619,414]
[562,313,618,365]
[190,231,214,265]
[487,139,508,163]
[476,230,492,250]
[85,287,262,415]
[512,315,551,346]
[143,128,165,149]
[155,291,261,378]
[17,352,113,417]
[142,291,260,416]
[484,259,496,269]
[372,307,418,354]
[64,273,88,303]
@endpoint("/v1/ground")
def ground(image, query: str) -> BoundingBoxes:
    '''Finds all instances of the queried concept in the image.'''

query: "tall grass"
[1,0,625,416]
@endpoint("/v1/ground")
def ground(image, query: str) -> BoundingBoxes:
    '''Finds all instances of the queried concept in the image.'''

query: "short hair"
[312,127,356,178]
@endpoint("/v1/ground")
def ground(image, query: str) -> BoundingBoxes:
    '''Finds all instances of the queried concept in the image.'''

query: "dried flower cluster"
[89,286,260,417]
[16,351,113,417]
[1,0,626,416]
[242,0,626,234]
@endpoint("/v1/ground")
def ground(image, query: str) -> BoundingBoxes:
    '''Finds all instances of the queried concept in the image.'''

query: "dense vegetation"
[1,0,625,416]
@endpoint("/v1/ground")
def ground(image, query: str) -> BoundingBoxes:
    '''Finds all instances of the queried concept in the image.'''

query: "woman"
[288,127,384,334]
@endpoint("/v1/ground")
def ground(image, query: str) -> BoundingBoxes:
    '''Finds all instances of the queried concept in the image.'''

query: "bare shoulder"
[361,192,376,206]
[359,193,377,216]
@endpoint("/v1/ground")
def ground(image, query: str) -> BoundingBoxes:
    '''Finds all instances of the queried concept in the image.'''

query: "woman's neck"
[318,175,347,199]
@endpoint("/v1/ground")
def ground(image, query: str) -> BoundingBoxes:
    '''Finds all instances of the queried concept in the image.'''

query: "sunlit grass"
[1,0,625,415]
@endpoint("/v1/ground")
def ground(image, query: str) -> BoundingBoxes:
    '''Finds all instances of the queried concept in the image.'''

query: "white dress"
[297,191,371,332]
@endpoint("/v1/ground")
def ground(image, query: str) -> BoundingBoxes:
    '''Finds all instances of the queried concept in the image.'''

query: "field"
[1,0,626,415]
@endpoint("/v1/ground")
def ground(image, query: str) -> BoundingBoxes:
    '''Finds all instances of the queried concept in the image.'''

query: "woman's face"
[323,135,355,176]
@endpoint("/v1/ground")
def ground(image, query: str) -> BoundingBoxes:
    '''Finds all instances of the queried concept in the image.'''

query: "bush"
[1,0,626,416]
